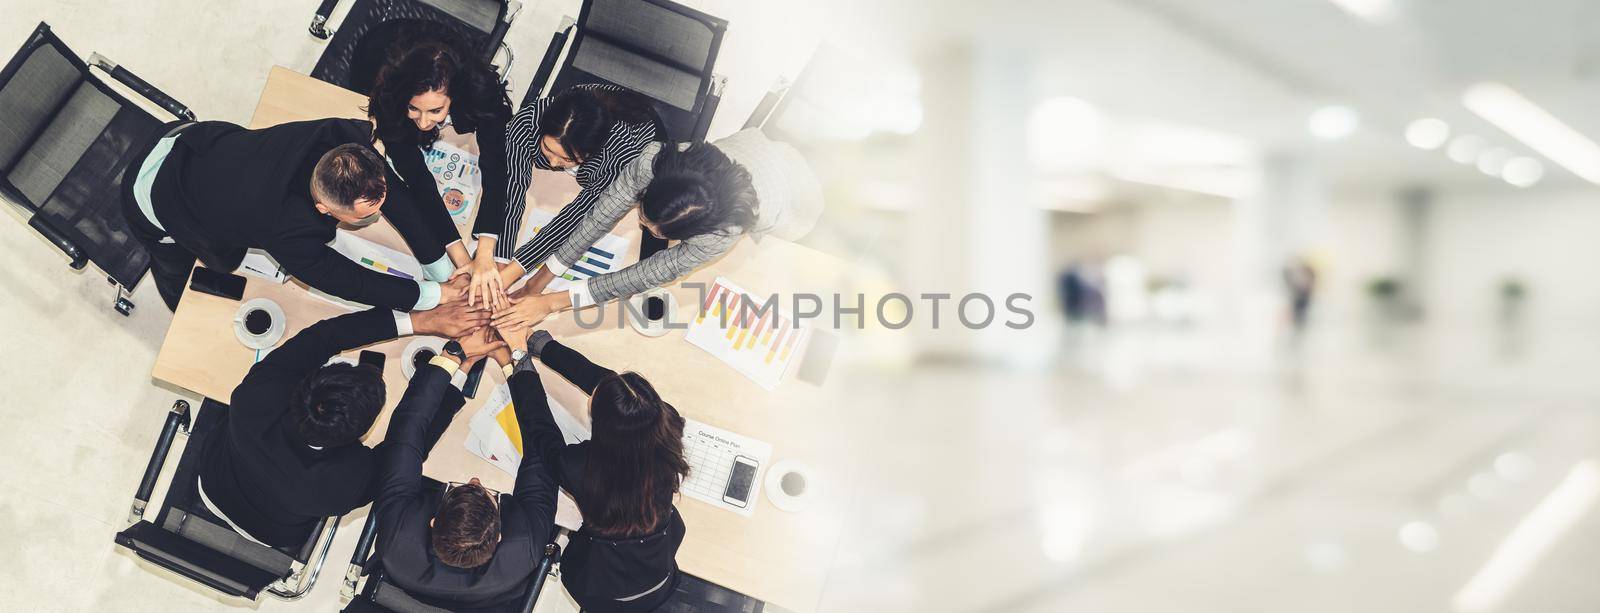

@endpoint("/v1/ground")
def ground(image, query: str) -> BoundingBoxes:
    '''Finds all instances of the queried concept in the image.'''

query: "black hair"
[291,364,386,447]
[367,22,511,149]
[312,144,388,208]
[537,85,663,163]
[638,143,758,240]
[578,372,688,537]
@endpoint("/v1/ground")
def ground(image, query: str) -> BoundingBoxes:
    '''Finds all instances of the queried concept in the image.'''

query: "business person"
[492,129,823,333]
[511,330,689,612]
[371,331,556,609]
[119,118,470,311]
[194,302,488,548]
[366,22,512,282]
[462,84,664,309]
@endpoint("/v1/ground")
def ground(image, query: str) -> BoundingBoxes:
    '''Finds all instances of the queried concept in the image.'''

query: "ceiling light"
[1477,148,1512,176]
[1447,135,1485,164]
[1406,118,1450,149]
[1399,521,1440,553]
[1502,158,1545,188]
[1463,82,1600,183]
[1308,105,1360,140]
[1327,0,1394,22]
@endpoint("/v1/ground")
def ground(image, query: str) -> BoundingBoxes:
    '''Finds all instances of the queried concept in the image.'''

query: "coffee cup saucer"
[765,459,814,513]
[233,298,286,350]
[401,337,447,380]
[627,288,677,338]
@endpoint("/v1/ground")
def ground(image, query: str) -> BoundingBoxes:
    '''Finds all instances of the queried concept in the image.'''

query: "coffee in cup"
[244,309,272,335]
[780,471,807,497]
[412,349,436,372]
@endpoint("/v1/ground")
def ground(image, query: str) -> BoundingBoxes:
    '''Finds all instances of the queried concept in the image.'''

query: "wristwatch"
[441,340,466,362]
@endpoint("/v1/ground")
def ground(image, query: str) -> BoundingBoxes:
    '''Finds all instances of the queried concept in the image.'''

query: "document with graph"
[465,384,592,477]
[684,276,810,390]
[680,418,773,517]
[421,140,481,227]
[523,209,631,292]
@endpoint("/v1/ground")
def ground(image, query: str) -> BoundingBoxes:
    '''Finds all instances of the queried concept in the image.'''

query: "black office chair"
[112,400,343,600]
[0,22,193,315]
[524,0,728,143]
[340,478,562,613]
[308,0,521,94]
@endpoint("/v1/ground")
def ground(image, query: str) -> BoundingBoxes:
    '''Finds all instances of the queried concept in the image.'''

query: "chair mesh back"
[10,82,117,204]
[571,37,701,111]
[311,0,509,92]
[419,0,501,33]
[585,0,715,72]
[0,44,80,175]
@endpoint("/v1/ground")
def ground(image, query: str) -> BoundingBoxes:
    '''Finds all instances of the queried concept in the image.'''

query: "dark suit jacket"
[373,362,559,608]
[199,308,399,547]
[532,341,686,612]
[385,110,511,242]
[151,118,421,310]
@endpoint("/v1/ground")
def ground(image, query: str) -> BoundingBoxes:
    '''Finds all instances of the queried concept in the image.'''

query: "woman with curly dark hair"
[491,128,824,334]
[365,22,512,284]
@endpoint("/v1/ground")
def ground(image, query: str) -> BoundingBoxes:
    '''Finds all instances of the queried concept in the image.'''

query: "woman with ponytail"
[491,128,825,335]
[510,329,689,612]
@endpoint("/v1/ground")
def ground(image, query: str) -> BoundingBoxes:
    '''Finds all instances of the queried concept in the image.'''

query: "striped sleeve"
[496,99,550,261]
[508,119,659,273]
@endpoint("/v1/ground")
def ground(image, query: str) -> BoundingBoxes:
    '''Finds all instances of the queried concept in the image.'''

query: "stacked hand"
[452,249,510,311]
[491,290,556,341]
[438,272,472,304]
[453,325,507,369]
[411,299,490,338]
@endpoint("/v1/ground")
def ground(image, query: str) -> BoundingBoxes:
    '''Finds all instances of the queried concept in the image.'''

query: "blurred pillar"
[1398,186,1432,318]
[905,42,1053,364]
[1237,150,1327,328]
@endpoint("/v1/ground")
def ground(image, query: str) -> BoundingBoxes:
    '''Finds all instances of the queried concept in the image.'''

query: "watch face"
[443,341,465,358]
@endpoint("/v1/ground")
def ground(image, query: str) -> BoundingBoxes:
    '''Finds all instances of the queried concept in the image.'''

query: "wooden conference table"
[150,67,856,612]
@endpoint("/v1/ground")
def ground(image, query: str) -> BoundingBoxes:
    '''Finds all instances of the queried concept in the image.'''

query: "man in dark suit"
[372,333,560,608]
[119,118,469,311]
[195,301,489,548]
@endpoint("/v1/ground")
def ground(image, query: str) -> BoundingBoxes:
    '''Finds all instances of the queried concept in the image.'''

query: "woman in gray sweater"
[491,128,822,332]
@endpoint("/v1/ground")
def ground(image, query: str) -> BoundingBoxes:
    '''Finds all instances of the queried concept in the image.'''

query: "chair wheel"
[115,297,134,316]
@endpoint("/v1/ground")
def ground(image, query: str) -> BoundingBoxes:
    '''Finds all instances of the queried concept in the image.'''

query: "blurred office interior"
[799,1,1600,611]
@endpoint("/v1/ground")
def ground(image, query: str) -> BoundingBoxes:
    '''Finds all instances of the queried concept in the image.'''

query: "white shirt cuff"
[501,363,516,378]
[393,311,414,336]
[543,255,570,276]
[568,277,598,309]
[450,368,469,390]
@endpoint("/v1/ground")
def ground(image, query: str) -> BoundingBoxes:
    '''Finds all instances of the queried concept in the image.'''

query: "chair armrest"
[341,511,383,600]
[27,216,86,270]
[89,53,194,121]
[130,400,190,525]
[742,77,791,131]
[267,515,341,601]
[691,75,727,142]
[519,532,564,613]
[309,0,339,39]
[524,16,576,108]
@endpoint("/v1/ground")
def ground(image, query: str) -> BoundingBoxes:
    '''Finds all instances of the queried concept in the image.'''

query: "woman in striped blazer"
[460,85,665,309]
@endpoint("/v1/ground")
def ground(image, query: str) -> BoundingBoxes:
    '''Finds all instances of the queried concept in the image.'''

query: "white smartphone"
[722,455,759,508]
